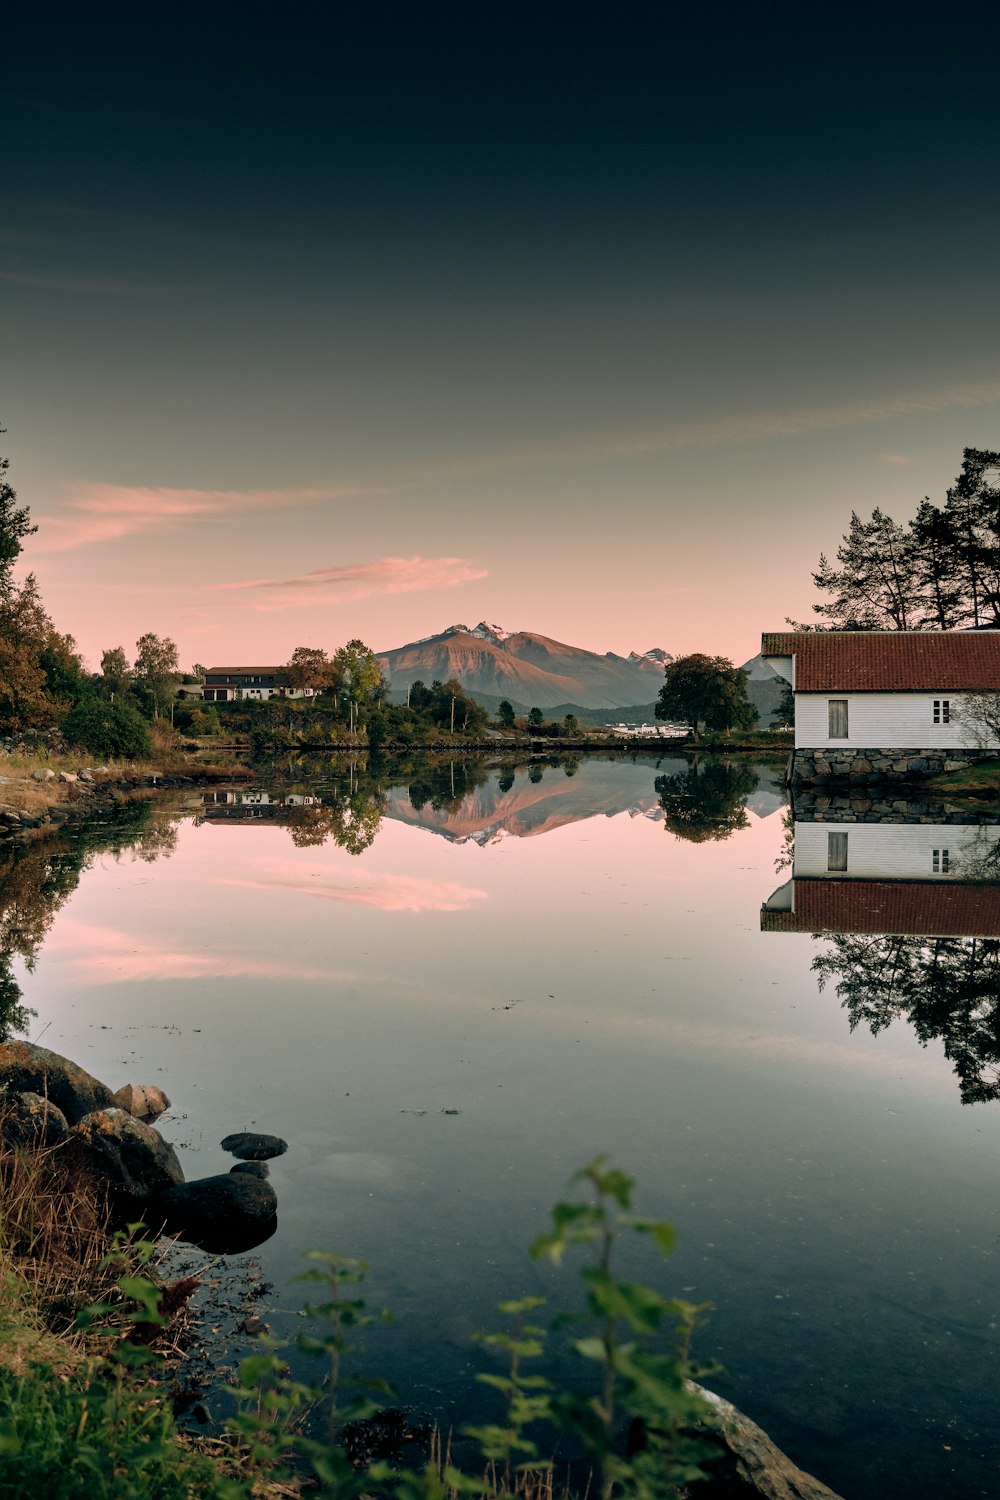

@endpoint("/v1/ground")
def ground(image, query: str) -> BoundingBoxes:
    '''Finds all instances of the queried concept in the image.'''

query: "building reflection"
[762,802,1000,1103]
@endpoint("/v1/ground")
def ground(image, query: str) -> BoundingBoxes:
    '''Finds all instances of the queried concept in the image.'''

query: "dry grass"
[0,1109,119,1350]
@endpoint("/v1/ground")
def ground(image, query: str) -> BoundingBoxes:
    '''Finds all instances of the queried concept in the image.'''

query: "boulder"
[31,767,55,782]
[149,1172,278,1255]
[695,1386,844,1500]
[68,1108,184,1205]
[230,1161,270,1179]
[113,1083,171,1121]
[220,1131,288,1160]
[0,1042,116,1125]
[1,1091,70,1149]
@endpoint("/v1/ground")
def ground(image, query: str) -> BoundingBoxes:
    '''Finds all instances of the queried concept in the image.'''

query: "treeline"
[243,675,586,750]
[809,447,1000,630]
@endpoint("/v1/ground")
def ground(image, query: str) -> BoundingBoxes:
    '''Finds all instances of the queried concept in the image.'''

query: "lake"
[4,751,1000,1499]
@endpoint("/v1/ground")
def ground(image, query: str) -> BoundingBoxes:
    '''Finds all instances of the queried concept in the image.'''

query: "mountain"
[741,653,791,726]
[378,622,673,710]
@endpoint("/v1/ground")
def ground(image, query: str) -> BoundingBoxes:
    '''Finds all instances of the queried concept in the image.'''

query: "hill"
[378,622,672,710]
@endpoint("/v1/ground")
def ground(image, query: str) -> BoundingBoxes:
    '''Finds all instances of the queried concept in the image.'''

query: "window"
[828,699,849,738]
[828,832,849,871]
[932,848,950,874]
[933,699,950,725]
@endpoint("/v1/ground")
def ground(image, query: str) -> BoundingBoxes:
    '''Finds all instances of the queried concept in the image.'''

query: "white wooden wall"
[793,822,1000,880]
[794,692,994,750]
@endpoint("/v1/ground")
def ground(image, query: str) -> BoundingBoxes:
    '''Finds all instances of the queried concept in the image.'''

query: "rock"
[220,1131,288,1160]
[1,1091,70,1148]
[149,1172,278,1255]
[695,1386,845,1500]
[0,1042,116,1125]
[58,771,78,784]
[31,768,55,782]
[230,1161,270,1179]
[78,769,94,782]
[113,1083,171,1121]
[68,1108,184,1205]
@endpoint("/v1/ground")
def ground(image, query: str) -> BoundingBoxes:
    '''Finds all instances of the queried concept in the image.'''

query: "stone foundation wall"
[792,747,985,784]
[792,788,1000,824]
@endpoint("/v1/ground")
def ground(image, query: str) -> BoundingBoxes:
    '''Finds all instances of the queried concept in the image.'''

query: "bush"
[61,698,152,759]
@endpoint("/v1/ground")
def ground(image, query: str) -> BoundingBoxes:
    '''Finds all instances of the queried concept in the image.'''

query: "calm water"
[6,753,1000,1499]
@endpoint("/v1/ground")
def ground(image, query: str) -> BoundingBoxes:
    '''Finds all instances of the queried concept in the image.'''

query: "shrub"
[62,699,152,759]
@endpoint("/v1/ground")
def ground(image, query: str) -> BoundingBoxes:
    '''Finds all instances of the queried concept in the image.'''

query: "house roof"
[760,631,1000,692]
[205,666,285,677]
[761,877,1000,937]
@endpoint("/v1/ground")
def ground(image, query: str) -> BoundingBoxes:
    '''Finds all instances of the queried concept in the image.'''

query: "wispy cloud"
[35,482,369,553]
[216,556,488,608]
[216,872,489,913]
[404,375,1000,480]
[0,267,187,297]
[47,921,348,984]
[878,452,911,465]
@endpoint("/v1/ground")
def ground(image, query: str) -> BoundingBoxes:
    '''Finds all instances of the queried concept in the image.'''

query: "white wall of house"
[793,821,1000,880]
[793,692,994,750]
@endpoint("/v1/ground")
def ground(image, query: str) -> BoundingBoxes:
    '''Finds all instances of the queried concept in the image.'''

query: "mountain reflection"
[763,805,1000,1104]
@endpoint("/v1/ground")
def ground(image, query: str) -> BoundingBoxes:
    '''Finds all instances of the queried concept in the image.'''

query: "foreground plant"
[0,1158,718,1500]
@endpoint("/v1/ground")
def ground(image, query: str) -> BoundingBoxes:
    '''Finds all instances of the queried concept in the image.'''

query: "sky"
[3,2,1000,672]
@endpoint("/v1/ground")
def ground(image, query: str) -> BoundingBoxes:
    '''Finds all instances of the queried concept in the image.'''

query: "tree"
[805,449,1000,631]
[0,426,36,601]
[133,633,180,717]
[811,509,918,630]
[332,639,384,729]
[528,706,544,728]
[952,692,1000,750]
[564,713,580,736]
[497,699,516,729]
[286,645,338,695]
[655,654,758,741]
[99,646,133,700]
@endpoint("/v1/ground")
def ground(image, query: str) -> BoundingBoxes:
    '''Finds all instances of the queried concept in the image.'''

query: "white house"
[201,667,316,702]
[761,631,1000,772]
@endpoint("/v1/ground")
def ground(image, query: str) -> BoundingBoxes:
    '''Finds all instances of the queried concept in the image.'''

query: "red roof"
[761,878,1000,937]
[760,631,1000,691]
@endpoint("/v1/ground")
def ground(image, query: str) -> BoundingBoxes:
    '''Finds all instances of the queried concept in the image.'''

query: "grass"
[926,758,1000,795]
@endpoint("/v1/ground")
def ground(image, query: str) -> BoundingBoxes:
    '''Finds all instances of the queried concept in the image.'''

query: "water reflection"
[763,803,1000,1103]
[0,798,183,1040]
[655,759,759,843]
[219,753,780,848]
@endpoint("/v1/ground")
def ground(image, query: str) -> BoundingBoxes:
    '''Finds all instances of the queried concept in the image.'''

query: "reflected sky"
[9,757,1000,1500]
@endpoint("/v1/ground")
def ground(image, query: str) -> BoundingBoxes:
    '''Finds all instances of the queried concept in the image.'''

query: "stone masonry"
[791,747,986,785]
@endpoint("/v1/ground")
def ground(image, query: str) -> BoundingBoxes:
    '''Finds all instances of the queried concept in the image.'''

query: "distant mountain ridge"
[378,622,674,710]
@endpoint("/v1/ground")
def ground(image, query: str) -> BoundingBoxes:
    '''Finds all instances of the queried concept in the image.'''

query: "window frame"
[828,699,849,739]
[827,831,849,871]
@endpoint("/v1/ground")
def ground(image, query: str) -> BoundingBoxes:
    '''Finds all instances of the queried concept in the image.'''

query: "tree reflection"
[655,760,759,843]
[813,934,1000,1104]
[0,799,182,1041]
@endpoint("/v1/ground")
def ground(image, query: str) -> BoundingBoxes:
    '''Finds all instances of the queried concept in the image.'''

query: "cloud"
[404,374,1000,480]
[47,921,347,984]
[0,267,186,297]
[34,482,369,553]
[216,555,489,608]
[216,872,489,913]
[879,452,911,465]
